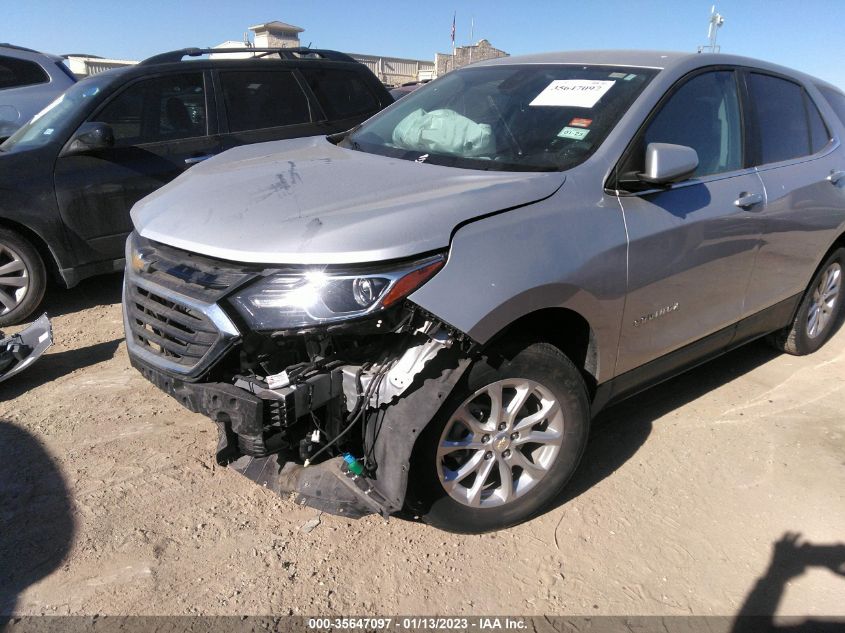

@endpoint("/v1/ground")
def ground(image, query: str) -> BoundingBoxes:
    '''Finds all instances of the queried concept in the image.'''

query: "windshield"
[0,77,107,152]
[344,64,657,172]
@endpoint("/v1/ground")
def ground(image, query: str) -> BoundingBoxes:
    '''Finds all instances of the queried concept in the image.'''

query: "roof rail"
[140,47,356,66]
[0,43,43,54]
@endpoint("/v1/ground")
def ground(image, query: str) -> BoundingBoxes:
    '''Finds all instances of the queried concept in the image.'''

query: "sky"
[4,1,844,88]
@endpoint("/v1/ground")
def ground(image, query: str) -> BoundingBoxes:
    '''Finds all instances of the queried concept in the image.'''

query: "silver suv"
[0,44,76,140]
[123,51,845,532]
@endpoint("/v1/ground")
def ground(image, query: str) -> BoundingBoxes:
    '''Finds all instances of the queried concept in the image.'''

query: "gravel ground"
[1,273,843,617]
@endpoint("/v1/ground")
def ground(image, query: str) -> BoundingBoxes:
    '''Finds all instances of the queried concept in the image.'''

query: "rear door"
[741,71,845,316]
[615,69,764,374]
[54,71,219,259]
[215,68,319,150]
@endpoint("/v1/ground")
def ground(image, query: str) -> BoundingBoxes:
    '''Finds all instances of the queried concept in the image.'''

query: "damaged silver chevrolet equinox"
[123,51,845,532]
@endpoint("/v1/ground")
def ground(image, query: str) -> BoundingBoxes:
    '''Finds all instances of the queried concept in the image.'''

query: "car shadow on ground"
[0,421,75,620]
[552,339,782,509]
[41,272,124,319]
[0,338,122,400]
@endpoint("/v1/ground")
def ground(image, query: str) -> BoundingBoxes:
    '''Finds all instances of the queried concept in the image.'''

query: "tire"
[0,228,47,327]
[407,341,590,533]
[767,247,844,356]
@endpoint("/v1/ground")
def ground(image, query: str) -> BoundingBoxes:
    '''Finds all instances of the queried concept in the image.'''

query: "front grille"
[126,283,220,368]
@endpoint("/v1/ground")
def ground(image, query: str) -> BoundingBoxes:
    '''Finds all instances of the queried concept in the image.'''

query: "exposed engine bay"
[124,236,475,518]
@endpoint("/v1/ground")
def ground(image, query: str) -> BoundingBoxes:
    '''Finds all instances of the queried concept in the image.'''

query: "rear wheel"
[768,247,844,355]
[0,228,46,327]
[408,342,590,533]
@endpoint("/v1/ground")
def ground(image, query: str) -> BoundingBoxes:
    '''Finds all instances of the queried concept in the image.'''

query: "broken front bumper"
[0,313,53,384]
[131,353,471,519]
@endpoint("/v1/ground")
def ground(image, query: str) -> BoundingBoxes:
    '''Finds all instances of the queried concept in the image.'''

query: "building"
[350,53,434,86]
[248,21,304,48]
[435,39,508,76]
[64,54,136,78]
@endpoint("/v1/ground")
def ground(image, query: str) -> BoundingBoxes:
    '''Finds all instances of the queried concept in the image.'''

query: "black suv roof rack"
[140,47,356,66]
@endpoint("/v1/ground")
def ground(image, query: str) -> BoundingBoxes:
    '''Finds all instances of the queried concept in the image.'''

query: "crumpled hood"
[131,135,566,264]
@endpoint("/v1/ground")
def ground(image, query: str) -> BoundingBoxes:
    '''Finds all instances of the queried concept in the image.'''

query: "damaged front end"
[124,233,473,519]
[0,313,53,384]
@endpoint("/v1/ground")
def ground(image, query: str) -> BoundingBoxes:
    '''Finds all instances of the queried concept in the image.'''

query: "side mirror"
[638,143,699,186]
[62,122,115,155]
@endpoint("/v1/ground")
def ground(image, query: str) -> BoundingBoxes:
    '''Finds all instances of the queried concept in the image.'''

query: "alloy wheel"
[0,243,30,316]
[807,262,841,339]
[436,378,564,508]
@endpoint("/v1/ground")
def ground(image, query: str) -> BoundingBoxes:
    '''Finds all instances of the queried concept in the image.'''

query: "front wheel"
[408,342,590,533]
[0,228,47,327]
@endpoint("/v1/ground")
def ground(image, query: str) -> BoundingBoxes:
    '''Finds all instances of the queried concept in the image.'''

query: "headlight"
[229,254,445,330]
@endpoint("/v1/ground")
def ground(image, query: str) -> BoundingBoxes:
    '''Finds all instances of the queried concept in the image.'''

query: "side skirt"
[591,294,802,415]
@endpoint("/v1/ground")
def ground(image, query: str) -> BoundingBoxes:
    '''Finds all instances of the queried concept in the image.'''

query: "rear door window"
[220,70,311,133]
[0,55,49,90]
[300,68,379,119]
[94,73,207,146]
[748,73,816,164]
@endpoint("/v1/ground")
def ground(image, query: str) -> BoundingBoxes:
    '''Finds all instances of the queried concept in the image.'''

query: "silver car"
[0,44,76,140]
[123,50,845,532]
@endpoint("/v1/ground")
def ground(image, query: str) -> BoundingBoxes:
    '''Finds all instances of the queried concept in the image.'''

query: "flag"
[451,12,456,44]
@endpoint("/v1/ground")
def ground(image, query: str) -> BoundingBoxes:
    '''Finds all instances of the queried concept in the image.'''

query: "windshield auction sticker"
[529,79,616,108]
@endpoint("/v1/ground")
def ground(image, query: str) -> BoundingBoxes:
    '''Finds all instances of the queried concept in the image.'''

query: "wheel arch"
[0,216,64,284]
[480,306,599,399]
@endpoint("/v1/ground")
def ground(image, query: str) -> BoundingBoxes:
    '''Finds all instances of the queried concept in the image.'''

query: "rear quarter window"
[0,55,49,90]
[818,85,845,130]
[300,68,379,120]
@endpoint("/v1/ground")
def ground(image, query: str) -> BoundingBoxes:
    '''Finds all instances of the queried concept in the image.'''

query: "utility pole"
[697,5,725,53]
[468,17,474,64]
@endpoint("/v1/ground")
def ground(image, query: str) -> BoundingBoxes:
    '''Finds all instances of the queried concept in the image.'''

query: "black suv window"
[643,70,742,177]
[94,73,207,146]
[748,73,823,164]
[0,55,49,90]
[300,68,379,119]
[220,70,310,132]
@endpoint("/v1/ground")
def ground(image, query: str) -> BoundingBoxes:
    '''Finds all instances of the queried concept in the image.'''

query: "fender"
[409,177,629,386]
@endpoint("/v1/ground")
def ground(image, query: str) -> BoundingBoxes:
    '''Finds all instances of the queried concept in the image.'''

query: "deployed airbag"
[392,108,494,157]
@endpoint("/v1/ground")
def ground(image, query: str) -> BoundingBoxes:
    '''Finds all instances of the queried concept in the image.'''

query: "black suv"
[0,47,392,325]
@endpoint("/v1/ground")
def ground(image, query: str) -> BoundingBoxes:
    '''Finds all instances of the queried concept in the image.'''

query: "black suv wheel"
[0,228,46,327]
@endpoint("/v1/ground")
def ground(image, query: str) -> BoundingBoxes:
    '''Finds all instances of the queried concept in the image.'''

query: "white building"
[64,54,136,78]
[249,21,304,48]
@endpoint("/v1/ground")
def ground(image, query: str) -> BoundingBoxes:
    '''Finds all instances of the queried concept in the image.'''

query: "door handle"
[827,170,845,185]
[184,154,215,165]
[734,192,763,209]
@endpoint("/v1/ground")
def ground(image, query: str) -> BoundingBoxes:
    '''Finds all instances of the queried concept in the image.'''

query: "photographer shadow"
[0,421,75,620]
[732,532,845,633]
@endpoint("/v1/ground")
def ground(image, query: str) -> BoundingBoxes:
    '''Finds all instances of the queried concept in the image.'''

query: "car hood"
[131,135,566,265]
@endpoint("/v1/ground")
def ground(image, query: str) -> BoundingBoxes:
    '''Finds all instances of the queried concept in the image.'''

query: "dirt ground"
[1,273,843,618]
